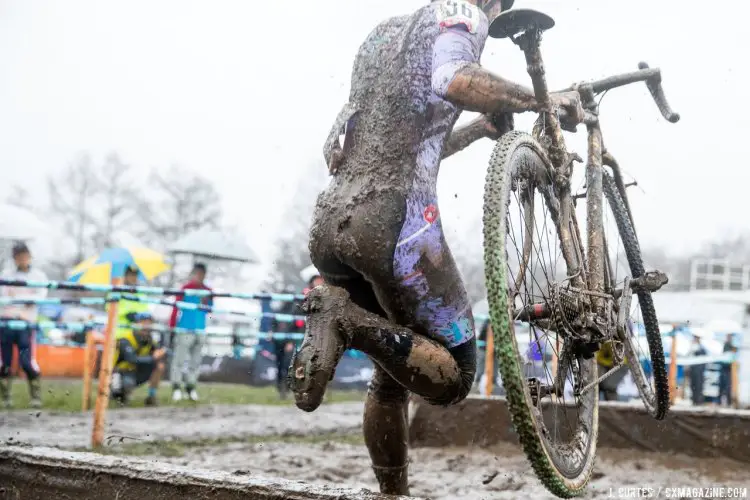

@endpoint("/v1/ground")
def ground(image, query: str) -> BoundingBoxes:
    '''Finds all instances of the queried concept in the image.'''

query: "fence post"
[668,330,678,404]
[92,278,122,448]
[81,331,95,411]
[484,324,494,397]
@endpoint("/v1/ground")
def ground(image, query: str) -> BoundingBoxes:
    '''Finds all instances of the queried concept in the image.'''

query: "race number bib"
[436,0,481,34]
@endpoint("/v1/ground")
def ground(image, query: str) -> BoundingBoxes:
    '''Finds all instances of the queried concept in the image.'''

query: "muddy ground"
[0,402,365,448]
[2,402,748,499]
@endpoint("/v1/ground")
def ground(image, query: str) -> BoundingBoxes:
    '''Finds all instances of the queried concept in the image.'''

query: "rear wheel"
[483,131,597,498]
[600,172,669,419]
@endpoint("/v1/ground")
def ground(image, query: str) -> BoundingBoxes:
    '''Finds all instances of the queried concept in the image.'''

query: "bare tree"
[47,153,101,263]
[5,184,34,212]
[91,152,138,249]
[135,165,222,248]
[266,162,327,291]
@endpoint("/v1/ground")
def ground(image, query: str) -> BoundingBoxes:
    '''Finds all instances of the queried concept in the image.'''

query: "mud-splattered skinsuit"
[309,2,488,493]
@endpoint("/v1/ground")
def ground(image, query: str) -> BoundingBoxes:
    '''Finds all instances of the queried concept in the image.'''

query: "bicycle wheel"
[483,131,597,498]
[601,172,669,419]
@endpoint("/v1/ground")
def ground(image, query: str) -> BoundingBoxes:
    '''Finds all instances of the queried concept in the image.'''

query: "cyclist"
[289,0,584,495]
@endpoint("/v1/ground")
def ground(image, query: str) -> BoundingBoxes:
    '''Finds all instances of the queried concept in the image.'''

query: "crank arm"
[528,377,555,405]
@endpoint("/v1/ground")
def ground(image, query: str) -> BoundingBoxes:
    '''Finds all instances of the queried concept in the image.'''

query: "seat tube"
[585,123,605,305]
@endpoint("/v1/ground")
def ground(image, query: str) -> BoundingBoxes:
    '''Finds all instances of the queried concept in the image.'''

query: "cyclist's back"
[322,3,488,193]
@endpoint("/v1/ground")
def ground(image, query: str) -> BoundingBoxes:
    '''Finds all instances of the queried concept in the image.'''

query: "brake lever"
[638,62,680,123]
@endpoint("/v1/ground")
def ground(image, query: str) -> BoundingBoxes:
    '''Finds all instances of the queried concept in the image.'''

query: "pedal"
[630,271,668,293]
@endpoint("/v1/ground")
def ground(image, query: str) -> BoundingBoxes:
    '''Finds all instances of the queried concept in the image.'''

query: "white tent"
[0,204,47,241]
[167,229,259,263]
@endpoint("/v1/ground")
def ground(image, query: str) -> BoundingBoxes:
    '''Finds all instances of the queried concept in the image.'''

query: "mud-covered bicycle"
[482,9,679,498]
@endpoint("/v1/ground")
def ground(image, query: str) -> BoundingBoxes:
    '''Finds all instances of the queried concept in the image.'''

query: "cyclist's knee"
[422,339,476,406]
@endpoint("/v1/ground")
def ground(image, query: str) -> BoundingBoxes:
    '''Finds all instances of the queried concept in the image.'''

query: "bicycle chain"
[578,363,625,396]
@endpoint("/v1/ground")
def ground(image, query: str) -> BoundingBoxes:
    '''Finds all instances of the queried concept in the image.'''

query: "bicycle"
[482,9,679,498]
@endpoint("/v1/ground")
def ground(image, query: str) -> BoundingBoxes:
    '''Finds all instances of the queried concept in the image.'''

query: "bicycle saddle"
[489,8,555,39]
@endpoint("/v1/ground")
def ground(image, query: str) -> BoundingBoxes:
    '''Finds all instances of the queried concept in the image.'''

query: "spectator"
[111,312,166,406]
[719,333,738,406]
[0,242,47,409]
[688,333,708,406]
[270,285,302,399]
[169,263,212,402]
[108,265,150,342]
[473,320,499,393]
[231,331,244,359]
[303,274,325,294]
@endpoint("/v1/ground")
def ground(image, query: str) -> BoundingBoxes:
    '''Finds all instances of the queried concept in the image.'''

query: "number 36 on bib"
[436,0,482,34]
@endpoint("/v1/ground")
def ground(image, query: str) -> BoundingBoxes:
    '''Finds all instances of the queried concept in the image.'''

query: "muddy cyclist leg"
[364,365,410,495]
[291,283,473,408]
[321,276,412,495]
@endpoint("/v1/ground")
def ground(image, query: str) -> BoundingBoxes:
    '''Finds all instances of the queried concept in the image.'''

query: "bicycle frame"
[510,25,678,330]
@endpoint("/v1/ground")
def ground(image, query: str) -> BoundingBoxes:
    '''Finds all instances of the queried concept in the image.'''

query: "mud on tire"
[483,131,597,498]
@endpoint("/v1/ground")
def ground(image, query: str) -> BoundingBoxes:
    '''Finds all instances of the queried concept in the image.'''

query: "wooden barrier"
[409,395,750,463]
[0,446,415,500]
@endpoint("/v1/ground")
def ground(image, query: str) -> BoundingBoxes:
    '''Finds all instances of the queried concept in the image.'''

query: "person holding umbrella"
[0,242,47,408]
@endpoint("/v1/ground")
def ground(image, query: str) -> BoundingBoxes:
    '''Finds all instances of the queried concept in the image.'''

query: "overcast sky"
[0,0,745,272]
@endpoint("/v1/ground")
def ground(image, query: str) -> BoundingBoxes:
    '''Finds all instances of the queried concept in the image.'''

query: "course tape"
[0,319,305,340]
[0,294,307,322]
[0,278,305,302]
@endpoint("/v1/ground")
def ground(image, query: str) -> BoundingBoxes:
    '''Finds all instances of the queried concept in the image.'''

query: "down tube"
[553,188,587,291]
[586,125,605,304]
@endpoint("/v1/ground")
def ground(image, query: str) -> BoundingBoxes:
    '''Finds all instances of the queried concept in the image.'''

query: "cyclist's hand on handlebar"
[481,112,514,140]
[550,91,585,127]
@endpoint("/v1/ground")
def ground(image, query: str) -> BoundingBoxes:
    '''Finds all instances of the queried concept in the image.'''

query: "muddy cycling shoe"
[288,285,351,412]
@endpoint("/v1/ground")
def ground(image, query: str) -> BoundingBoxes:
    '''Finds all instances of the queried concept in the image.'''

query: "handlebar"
[561,62,680,124]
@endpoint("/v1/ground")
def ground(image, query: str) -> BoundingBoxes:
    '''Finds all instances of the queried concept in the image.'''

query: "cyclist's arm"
[432,25,539,114]
[441,116,488,159]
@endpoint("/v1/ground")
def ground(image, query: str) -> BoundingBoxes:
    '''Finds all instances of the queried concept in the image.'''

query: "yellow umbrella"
[68,246,171,284]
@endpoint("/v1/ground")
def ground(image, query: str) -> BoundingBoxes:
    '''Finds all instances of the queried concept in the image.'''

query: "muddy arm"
[441,116,489,159]
[441,64,541,115]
